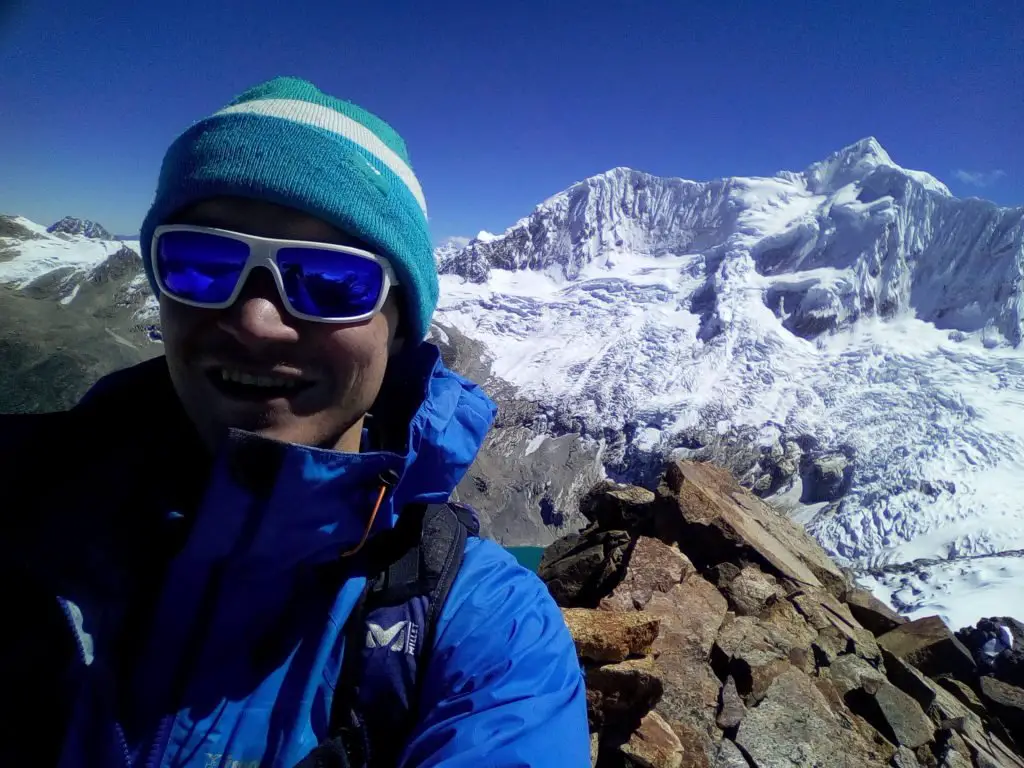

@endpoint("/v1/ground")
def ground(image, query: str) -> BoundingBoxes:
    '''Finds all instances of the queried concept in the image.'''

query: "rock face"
[878,616,978,683]
[46,216,113,240]
[542,459,1024,768]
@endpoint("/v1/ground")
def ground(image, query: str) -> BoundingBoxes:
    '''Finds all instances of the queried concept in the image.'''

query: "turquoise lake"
[506,546,544,572]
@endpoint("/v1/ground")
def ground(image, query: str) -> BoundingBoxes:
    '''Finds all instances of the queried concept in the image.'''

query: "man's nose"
[216,267,299,346]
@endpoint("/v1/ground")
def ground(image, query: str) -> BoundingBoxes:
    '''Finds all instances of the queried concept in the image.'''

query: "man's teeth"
[220,369,301,389]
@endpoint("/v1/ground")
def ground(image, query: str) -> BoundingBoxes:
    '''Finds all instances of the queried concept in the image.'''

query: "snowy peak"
[47,216,113,240]
[804,138,951,197]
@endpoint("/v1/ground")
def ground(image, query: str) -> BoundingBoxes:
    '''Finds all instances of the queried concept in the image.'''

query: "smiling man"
[0,77,589,767]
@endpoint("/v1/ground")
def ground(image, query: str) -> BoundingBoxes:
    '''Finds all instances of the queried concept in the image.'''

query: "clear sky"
[1,0,1020,241]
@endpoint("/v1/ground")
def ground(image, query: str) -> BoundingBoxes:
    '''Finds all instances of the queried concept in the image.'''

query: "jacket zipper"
[58,597,135,768]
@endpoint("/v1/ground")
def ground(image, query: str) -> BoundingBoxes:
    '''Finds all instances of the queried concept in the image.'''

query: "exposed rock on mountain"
[47,216,113,240]
[542,459,1024,767]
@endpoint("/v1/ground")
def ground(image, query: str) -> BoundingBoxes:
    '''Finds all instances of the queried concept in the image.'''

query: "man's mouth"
[206,366,316,401]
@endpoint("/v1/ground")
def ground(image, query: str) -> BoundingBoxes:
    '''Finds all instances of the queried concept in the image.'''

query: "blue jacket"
[0,344,589,767]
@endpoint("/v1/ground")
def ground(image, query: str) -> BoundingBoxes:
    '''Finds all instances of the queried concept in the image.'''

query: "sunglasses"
[152,225,399,323]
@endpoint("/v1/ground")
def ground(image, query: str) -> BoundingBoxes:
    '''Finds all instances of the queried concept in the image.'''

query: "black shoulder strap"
[295,501,477,768]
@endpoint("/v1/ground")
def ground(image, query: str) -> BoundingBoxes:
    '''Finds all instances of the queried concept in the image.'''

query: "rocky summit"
[540,459,1024,768]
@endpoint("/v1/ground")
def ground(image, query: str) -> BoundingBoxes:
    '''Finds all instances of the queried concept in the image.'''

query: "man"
[0,77,589,767]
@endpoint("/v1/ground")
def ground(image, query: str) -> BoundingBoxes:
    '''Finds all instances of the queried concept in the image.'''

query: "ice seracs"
[435,138,1024,629]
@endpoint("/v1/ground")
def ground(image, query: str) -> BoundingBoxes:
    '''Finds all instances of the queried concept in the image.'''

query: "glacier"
[435,137,1024,630]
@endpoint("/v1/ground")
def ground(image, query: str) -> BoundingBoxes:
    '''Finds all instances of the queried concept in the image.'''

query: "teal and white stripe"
[214,99,428,219]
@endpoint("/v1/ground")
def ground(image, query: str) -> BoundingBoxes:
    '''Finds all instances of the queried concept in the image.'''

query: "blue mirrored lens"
[155,230,249,304]
[277,247,385,318]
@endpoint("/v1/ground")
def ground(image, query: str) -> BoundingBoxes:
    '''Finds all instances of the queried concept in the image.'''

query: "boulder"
[587,657,665,728]
[828,653,887,697]
[655,461,848,598]
[892,746,922,767]
[710,739,749,768]
[789,588,882,664]
[563,608,660,663]
[736,667,891,767]
[713,610,818,702]
[978,676,1024,748]
[877,616,977,684]
[600,536,696,612]
[581,481,657,530]
[880,648,937,713]
[620,711,685,768]
[843,586,907,636]
[647,574,729,660]
[722,566,785,617]
[716,676,746,730]
[803,453,851,503]
[540,529,631,606]
[934,677,985,716]
[868,681,936,749]
[829,654,935,748]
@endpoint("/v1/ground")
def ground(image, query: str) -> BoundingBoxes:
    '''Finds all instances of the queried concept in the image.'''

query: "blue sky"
[1,0,1020,241]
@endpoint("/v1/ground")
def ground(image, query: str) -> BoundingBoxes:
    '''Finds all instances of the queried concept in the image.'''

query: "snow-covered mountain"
[435,138,1024,629]
[47,216,114,240]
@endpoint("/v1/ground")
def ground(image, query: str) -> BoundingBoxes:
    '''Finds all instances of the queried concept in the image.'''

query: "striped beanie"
[140,77,436,340]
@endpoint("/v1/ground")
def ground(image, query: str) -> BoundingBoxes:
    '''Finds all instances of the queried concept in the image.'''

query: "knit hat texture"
[140,76,436,340]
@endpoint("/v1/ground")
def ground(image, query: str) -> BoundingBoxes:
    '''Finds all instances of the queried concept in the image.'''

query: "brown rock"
[581,481,658,530]
[722,566,785,616]
[621,710,685,768]
[828,653,887,697]
[640,572,727,756]
[650,659,721,761]
[934,677,985,716]
[673,720,717,768]
[759,598,819,649]
[709,563,742,591]
[870,681,936,749]
[600,536,696,612]
[937,730,972,768]
[829,654,935,749]
[978,675,1024,748]
[843,586,907,636]
[716,676,746,730]
[647,574,728,661]
[880,648,937,713]
[736,667,890,767]
[590,731,600,767]
[655,460,848,597]
[563,608,660,663]
[877,616,977,684]
[790,589,882,664]
[541,529,631,607]
[712,618,806,700]
[587,657,665,728]
[813,625,851,666]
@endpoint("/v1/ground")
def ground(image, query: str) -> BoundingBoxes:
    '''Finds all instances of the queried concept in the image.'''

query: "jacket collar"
[87,345,495,565]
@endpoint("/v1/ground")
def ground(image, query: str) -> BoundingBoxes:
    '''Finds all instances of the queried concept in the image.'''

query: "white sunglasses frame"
[152,224,400,324]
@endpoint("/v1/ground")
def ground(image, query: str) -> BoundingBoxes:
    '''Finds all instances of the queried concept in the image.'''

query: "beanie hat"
[140,77,436,341]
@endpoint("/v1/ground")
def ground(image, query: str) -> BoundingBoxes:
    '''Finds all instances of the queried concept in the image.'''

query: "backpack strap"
[295,501,478,768]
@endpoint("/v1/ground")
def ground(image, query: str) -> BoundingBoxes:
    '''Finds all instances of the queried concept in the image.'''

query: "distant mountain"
[0,216,156,412]
[435,137,1024,628]
[47,216,113,240]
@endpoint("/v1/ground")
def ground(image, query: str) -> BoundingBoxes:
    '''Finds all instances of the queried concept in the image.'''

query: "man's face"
[159,197,402,451]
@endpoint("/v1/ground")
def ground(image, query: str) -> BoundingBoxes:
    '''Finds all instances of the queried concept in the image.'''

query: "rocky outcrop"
[47,216,113,240]
[541,459,1024,767]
